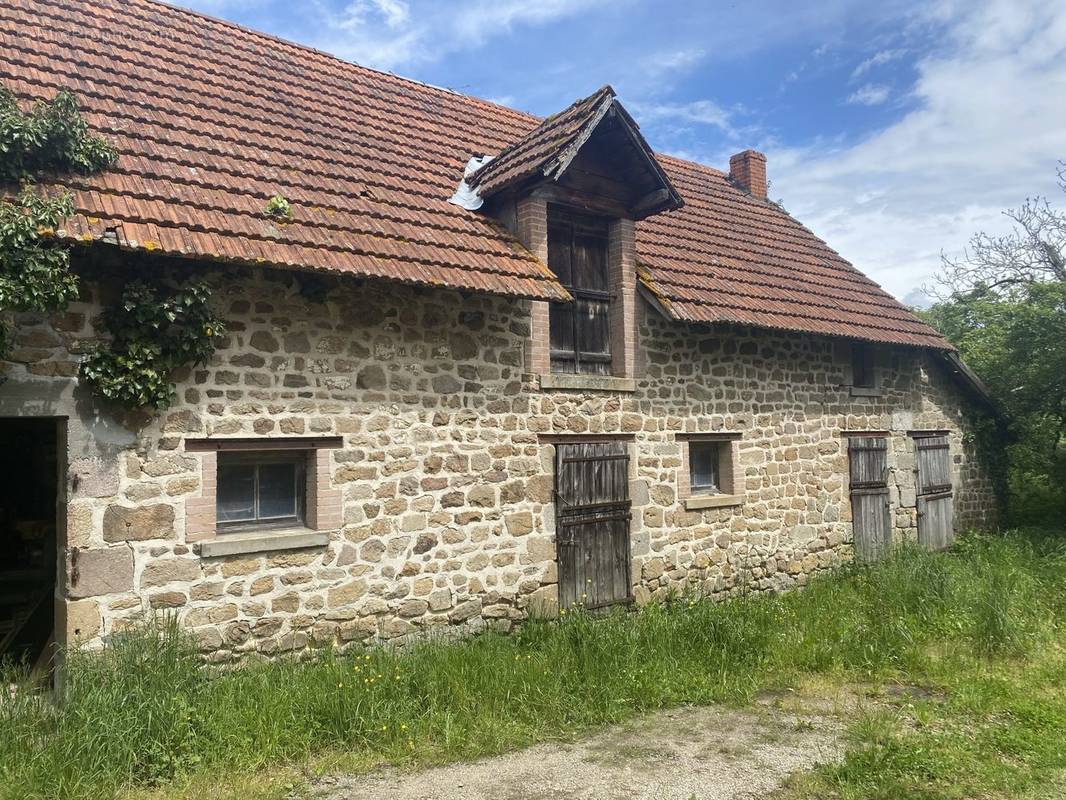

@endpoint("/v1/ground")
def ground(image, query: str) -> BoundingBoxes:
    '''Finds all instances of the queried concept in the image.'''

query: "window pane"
[572,233,608,291]
[690,442,720,492]
[217,463,256,522]
[576,299,611,356]
[547,224,573,285]
[258,462,298,520]
[549,302,575,355]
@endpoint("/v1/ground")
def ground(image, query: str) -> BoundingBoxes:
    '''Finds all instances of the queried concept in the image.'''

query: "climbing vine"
[80,280,225,410]
[0,88,117,355]
[0,88,118,180]
[1,87,225,411]
[0,187,80,354]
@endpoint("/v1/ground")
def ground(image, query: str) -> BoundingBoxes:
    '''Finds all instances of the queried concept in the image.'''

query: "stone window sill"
[539,374,636,393]
[684,494,744,511]
[199,528,330,558]
[849,386,883,398]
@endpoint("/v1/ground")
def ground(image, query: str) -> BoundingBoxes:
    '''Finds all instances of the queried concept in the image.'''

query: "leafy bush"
[0,87,116,358]
[0,187,80,312]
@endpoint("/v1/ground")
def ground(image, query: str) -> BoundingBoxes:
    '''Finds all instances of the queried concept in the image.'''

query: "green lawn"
[2,530,1064,800]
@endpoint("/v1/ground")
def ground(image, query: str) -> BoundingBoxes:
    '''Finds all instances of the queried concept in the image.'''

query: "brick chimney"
[729,149,767,200]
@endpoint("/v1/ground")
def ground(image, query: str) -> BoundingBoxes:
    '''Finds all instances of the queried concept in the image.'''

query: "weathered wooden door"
[555,441,632,610]
[848,436,892,561]
[915,434,954,549]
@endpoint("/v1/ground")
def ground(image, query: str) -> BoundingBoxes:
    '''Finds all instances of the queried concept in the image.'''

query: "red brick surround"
[185,444,341,544]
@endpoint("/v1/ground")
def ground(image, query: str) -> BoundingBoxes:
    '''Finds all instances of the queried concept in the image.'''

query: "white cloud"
[770,0,1066,300]
[483,94,517,108]
[846,83,891,105]
[850,48,906,79]
[642,47,706,76]
[314,0,610,72]
[630,99,736,135]
[339,0,409,28]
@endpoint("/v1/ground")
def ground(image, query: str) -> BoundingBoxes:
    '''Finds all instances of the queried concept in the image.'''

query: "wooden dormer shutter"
[547,208,612,374]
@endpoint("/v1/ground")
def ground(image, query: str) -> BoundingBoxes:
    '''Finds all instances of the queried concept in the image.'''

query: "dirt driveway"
[307,701,844,800]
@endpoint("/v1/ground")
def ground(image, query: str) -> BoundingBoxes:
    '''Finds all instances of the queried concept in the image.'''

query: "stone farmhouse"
[0,0,998,667]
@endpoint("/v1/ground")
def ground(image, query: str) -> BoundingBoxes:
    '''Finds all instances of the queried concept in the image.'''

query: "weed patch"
[1,530,1064,800]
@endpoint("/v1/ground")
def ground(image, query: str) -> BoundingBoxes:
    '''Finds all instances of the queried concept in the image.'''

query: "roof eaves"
[935,350,1006,421]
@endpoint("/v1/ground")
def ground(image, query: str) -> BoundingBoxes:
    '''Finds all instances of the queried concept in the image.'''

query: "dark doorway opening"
[0,418,59,670]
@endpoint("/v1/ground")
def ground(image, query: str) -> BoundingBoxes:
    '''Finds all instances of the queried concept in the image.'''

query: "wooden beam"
[530,183,630,218]
[185,436,344,451]
[630,188,672,218]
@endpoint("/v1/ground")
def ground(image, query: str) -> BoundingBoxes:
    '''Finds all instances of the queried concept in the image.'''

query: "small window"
[689,441,721,494]
[217,452,306,531]
[851,342,874,388]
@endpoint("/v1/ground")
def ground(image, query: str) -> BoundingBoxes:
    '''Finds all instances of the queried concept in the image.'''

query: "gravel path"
[308,703,844,800]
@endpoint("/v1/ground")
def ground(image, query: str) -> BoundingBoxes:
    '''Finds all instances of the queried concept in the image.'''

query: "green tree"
[923,166,1066,521]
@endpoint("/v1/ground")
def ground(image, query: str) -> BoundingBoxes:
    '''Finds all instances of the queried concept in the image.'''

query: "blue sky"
[182,0,1066,304]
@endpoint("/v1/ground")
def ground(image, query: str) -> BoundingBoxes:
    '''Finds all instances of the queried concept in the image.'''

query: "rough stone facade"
[0,257,996,661]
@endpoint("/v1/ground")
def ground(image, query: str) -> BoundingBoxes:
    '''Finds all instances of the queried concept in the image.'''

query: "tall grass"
[1,530,1063,800]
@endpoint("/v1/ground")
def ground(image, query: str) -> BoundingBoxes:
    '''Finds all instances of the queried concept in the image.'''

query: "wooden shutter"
[546,209,612,375]
[555,441,632,609]
[915,435,954,550]
[916,435,952,494]
[848,436,891,561]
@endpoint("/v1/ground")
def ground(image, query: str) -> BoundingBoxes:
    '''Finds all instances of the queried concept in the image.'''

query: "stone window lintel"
[849,386,884,398]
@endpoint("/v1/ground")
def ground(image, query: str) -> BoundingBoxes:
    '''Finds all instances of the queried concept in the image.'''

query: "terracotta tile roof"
[0,0,949,349]
[638,157,948,348]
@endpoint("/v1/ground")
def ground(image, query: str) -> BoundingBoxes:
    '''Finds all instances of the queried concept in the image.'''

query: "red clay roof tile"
[0,0,948,349]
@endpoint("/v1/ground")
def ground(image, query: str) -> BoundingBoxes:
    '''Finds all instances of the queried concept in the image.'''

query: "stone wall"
[0,257,997,660]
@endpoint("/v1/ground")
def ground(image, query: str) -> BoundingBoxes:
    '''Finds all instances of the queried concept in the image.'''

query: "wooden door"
[848,436,892,561]
[915,435,954,549]
[554,441,632,610]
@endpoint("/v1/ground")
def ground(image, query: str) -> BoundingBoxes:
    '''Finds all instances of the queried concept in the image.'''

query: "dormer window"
[547,207,612,375]
[463,86,684,387]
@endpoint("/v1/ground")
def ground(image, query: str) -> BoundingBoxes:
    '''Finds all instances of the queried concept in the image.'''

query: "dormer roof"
[466,86,683,220]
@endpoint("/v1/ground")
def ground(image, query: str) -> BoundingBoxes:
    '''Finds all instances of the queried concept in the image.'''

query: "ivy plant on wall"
[0,188,80,355]
[80,280,225,410]
[1,87,226,411]
[0,88,117,355]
